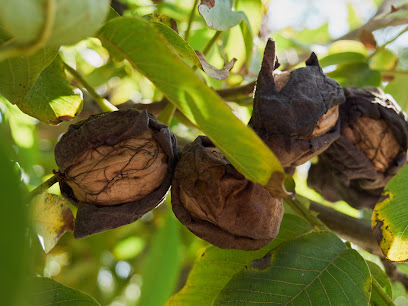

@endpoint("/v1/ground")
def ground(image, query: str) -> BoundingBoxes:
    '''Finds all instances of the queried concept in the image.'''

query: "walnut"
[171,136,284,250]
[308,87,408,208]
[55,109,177,238]
[249,39,345,168]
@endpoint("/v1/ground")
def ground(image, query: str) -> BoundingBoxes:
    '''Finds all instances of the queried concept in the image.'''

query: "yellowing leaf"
[30,193,74,253]
[372,165,408,262]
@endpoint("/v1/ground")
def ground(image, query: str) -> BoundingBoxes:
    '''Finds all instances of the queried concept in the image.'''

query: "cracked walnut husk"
[55,109,177,238]
[308,87,408,208]
[171,136,284,250]
[249,39,345,169]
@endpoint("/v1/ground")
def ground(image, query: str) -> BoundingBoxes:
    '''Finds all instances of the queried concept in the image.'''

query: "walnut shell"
[171,136,284,250]
[308,87,408,208]
[249,39,345,168]
[55,109,177,238]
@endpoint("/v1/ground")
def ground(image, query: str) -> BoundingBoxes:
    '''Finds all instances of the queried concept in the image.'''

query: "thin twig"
[284,199,330,231]
[157,101,176,125]
[381,70,408,77]
[372,278,396,305]
[308,200,383,256]
[184,0,199,41]
[336,3,408,41]
[30,175,58,199]
[203,31,222,55]
[382,259,408,292]
[63,61,118,112]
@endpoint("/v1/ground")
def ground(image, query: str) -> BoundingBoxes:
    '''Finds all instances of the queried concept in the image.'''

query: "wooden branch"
[308,201,383,257]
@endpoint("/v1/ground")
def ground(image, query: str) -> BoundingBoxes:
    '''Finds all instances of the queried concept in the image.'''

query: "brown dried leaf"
[195,51,236,80]
[200,0,215,9]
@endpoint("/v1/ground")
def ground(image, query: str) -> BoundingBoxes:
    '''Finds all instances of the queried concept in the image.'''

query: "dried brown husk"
[308,87,408,208]
[55,109,177,238]
[171,136,284,250]
[249,39,345,168]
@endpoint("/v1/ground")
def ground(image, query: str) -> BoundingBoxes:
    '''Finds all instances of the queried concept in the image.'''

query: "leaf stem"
[157,101,176,125]
[380,25,408,49]
[284,198,330,231]
[184,0,199,41]
[30,175,58,199]
[372,278,395,305]
[0,0,55,61]
[380,70,408,77]
[203,31,222,55]
[63,61,118,112]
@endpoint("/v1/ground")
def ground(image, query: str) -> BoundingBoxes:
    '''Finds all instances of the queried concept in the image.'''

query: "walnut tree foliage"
[1,0,408,305]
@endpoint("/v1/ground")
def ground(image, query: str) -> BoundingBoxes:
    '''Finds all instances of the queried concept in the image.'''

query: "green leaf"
[139,207,181,306]
[198,0,248,31]
[0,0,110,47]
[295,23,331,44]
[319,52,367,68]
[167,214,313,305]
[17,56,83,124]
[150,21,203,69]
[29,277,100,305]
[367,261,393,305]
[0,46,59,103]
[97,16,285,187]
[0,146,28,306]
[370,48,398,71]
[385,76,408,111]
[144,13,178,30]
[236,0,262,36]
[329,40,368,56]
[236,0,262,63]
[372,165,408,262]
[328,62,381,87]
[0,0,44,44]
[214,231,371,305]
[29,193,74,253]
[150,17,235,80]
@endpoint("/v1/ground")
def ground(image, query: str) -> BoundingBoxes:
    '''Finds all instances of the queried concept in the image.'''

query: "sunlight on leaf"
[372,165,408,262]
[30,193,74,253]
[18,56,83,124]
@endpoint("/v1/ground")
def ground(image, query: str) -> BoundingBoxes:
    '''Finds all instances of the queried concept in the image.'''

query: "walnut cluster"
[308,87,408,208]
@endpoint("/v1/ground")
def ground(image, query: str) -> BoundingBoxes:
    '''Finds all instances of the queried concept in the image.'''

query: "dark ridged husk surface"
[249,39,345,168]
[171,136,284,250]
[308,87,408,208]
[55,109,177,238]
